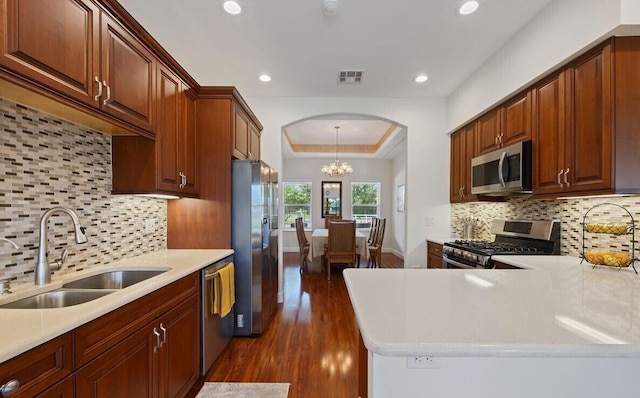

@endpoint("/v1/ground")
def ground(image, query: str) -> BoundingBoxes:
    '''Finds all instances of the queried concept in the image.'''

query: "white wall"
[447,0,629,132]
[247,97,449,270]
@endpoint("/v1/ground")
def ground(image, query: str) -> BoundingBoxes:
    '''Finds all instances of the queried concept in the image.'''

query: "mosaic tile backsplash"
[451,196,640,263]
[1,98,166,287]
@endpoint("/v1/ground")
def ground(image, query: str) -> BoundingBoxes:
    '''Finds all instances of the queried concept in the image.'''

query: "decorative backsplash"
[451,195,640,262]
[0,98,166,287]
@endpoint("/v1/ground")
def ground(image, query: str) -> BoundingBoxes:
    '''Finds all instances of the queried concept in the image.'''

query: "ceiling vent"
[337,70,364,84]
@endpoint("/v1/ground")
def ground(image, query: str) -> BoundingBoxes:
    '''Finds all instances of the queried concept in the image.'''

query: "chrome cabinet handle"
[94,77,103,102]
[179,172,187,188]
[159,323,167,347]
[461,186,465,197]
[0,379,19,397]
[564,168,570,187]
[153,328,160,353]
[103,81,110,105]
[557,170,563,187]
[499,134,503,146]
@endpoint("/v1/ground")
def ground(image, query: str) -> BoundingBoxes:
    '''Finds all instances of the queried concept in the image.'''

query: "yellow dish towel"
[214,262,235,318]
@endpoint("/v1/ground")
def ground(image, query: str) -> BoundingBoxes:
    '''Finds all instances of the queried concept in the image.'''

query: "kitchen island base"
[369,353,640,397]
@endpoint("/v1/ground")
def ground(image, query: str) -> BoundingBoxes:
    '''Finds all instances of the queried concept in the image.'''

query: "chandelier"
[321,126,353,177]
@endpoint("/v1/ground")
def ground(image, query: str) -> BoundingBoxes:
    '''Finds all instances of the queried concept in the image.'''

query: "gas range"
[442,219,561,269]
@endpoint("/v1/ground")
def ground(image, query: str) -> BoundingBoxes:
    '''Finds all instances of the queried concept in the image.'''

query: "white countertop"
[0,249,233,363]
[425,237,454,245]
[344,255,640,358]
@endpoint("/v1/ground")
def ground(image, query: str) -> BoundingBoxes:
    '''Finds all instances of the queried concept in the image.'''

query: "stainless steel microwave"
[471,140,532,195]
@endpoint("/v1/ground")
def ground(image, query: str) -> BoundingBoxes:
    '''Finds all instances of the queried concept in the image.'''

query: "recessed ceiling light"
[459,1,479,15]
[415,75,428,83]
[259,74,271,82]
[223,1,242,15]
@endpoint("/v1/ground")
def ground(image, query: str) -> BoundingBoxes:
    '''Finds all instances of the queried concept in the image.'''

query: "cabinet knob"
[564,168,570,187]
[94,77,103,102]
[0,379,19,397]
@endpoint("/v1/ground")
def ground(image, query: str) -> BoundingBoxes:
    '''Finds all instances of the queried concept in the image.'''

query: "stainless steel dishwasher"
[201,255,235,375]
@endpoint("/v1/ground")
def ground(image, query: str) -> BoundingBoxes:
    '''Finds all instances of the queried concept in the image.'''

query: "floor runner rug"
[196,382,290,398]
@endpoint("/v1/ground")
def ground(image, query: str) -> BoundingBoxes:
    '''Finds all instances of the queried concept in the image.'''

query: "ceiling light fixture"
[415,75,428,83]
[459,1,479,15]
[321,126,353,177]
[223,1,242,15]
[322,0,340,16]
[259,74,271,82]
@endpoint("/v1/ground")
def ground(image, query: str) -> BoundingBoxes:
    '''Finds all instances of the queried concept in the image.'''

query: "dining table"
[307,228,368,272]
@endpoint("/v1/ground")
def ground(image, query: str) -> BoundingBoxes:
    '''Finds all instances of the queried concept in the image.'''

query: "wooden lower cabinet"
[75,281,199,398]
[0,333,73,398]
[427,241,443,268]
[35,375,74,398]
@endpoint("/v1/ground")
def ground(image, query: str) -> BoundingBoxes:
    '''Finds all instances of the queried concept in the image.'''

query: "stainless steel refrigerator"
[231,160,278,336]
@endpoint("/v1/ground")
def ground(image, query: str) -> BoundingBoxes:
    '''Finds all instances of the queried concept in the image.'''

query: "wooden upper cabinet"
[0,0,100,106]
[533,39,613,196]
[564,42,612,192]
[249,123,261,160]
[156,64,182,192]
[233,105,261,160]
[450,123,476,203]
[532,70,566,195]
[501,89,531,147]
[475,108,501,155]
[180,88,198,193]
[0,0,155,135]
[99,11,155,133]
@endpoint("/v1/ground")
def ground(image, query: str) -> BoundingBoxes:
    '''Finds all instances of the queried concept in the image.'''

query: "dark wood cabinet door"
[532,71,566,195]
[158,295,199,398]
[156,63,181,191]
[34,374,74,398]
[249,123,261,160]
[449,129,463,202]
[475,108,501,155]
[75,325,156,398]
[0,0,100,106]
[100,12,155,133]
[233,107,250,159]
[501,90,531,147]
[565,42,612,192]
[179,89,199,194]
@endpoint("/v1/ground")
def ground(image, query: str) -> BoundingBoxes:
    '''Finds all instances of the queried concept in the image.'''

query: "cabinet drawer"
[35,374,74,398]
[0,333,73,398]
[427,241,443,256]
[75,272,198,367]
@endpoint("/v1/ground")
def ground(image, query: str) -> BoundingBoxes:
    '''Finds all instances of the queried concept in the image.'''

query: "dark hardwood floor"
[197,251,404,398]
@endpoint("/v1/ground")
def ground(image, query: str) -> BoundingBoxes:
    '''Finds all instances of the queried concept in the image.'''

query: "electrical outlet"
[407,356,440,369]
[144,219,156,234]
[425,217,435,227]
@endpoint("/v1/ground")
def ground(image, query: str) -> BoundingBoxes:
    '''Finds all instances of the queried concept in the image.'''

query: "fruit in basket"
[585,223,628,234]
[585,250,631,266]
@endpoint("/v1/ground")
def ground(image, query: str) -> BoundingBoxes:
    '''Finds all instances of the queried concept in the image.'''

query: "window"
[283,182,312,229]
[351,182,380,228]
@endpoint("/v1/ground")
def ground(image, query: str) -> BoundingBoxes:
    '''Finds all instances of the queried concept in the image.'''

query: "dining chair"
[367,217,379,245]
[368,218,386,268]
[295,217,310,273]
[324,215,342,229]
[325,220,357,280]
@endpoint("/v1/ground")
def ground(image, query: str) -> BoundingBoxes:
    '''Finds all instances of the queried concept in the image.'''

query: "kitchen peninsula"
[345,256,640,397]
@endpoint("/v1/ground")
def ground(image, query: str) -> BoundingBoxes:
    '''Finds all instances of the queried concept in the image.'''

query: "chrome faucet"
[35,207,88,285]
[0,238,20,294]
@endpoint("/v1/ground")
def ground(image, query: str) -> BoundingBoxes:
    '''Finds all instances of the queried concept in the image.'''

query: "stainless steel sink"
[61,269,168,290]
[0,289,113,309]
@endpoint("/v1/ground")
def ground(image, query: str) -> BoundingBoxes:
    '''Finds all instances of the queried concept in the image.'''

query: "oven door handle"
[443,254,479,269]
[497,150,507,187]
